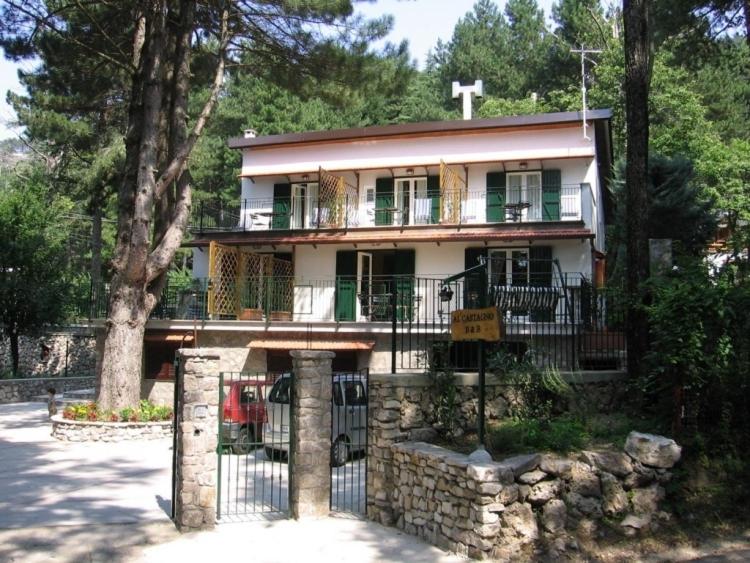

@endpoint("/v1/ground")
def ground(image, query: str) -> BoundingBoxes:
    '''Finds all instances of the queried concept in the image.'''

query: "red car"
[221,380,267,454]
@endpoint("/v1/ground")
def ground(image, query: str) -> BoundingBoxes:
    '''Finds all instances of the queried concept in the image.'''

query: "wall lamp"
[439,285,454,302]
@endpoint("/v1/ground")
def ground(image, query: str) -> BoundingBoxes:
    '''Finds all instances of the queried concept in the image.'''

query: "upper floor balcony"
[190,182,595,235]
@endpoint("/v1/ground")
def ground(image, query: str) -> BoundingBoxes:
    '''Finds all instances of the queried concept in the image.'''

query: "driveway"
[0,402,173,529]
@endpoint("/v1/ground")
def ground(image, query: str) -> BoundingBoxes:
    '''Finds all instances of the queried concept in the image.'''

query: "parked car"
[221,380,267,454]
[263,373,367,467]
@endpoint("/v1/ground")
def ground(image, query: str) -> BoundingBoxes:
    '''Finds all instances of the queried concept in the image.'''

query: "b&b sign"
[450,307,502,342]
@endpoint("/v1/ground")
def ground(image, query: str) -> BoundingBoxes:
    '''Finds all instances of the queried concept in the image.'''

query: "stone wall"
[385,433,680,560]
[141,379,175,406]
[51,416,172,441]
[0,376,95,404]
[0,330,97,377]
[367,371,624,442]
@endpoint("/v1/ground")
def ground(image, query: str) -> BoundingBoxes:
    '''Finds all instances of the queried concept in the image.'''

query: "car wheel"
[331,436,349,467]
[233,426,254,455]
[264,446,279,461]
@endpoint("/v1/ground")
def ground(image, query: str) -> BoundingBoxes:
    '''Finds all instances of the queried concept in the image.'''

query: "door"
[291,184,306,229]
[335,250,356,321]
[506,172,542,221]
[357,252,373,320]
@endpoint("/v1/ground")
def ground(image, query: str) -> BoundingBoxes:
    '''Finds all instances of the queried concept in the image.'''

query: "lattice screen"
[319,167,358,228]
[440,160,467,224]
[208,241,295,317]
[208,241,240,316]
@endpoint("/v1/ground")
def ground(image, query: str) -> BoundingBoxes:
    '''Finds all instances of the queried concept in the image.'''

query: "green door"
[335,250,357,321]
[529,245,553,321]
[427,175,440,224]
[375,177,394,226]
[486,171,506,223]
[541,170,561,221]
[272,183,291,229]
[394,249,415,321]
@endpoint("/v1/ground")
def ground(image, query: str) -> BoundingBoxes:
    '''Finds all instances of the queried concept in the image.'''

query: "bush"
[489,417,589,454]
[62,400,172,422]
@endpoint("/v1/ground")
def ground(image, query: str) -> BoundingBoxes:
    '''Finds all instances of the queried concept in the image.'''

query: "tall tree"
[0,166,72,374]
[623,0,651,379]
[1,0,389,409]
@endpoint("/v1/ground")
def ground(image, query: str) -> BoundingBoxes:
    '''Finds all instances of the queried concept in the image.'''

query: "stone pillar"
[174,349,220,532]
[289,350,334,519]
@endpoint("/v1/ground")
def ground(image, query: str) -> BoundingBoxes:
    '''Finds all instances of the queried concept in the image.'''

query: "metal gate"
[330,369,369,514]
[216,371,292,520]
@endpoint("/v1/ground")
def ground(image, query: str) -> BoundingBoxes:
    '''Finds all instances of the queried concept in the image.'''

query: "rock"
[488,395,509,419]
[468,463,513,483]
[540,455,574,478]
[468,448,493,463]
[518,484,530,502]
[631,484,665,515]
[518,469,547,485]
[497,453,541,477]
[527,479,561,506]
[542,499,567,533]
[408,427,438,442]
[624,432,682,469]
[565,492,603,518]
[623,469,654,490]
[581,450,633,478]
[501,502,539,542]
[600,472,629,516]
[568,462,601,497]
[621,513,651,536]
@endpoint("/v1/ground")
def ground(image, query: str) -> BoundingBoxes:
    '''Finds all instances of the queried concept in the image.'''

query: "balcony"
[190,183,594,234]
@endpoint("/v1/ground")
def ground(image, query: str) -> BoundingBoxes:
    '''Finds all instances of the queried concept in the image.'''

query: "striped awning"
[248,339,375,351]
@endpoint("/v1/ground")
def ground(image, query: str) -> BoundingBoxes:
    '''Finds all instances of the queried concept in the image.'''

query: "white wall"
[241,125,595,176]
[192,248,209,279]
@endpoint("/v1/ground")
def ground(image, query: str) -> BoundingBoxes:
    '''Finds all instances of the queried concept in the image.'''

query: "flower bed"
[52,399,173,442]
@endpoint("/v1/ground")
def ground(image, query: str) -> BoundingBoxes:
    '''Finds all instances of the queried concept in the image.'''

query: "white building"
[144,110,616,377]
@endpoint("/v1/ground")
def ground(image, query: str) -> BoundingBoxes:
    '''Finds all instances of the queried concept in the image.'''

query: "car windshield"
[268,377,290,404]
[343,380,367,406]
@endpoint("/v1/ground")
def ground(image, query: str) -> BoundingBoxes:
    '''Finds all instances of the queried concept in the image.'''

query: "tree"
[0,167,72,374]
[623,0,651,379]
[1,0,390,409]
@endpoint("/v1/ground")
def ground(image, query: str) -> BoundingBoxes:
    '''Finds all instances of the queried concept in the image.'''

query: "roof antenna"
[452,80,483,120]
[570,44,602,140]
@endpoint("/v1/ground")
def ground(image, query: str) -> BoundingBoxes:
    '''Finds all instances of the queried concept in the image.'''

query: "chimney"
[244,128,257,139]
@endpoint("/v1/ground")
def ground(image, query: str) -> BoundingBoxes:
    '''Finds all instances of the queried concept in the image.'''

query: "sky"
[0,0,557,140]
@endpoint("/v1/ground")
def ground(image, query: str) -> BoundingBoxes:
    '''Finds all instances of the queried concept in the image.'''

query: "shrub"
[61,400,172,422]
[489,417,589,454]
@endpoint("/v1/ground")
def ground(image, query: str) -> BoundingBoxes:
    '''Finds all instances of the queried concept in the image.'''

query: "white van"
[263,373,367,467]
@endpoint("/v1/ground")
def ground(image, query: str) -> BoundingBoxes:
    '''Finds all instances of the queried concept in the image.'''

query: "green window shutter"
[427,175,441,224]
[486,172,506,223]
[464,247,488,308]
[272,183,291,229]
[393,249,415,321]
[375,177,394,226]
[335,250,357,321]
[541,170,561,221]
[529,246,553,321]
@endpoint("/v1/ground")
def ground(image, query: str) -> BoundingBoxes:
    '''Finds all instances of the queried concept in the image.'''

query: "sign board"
[450,307,502,342]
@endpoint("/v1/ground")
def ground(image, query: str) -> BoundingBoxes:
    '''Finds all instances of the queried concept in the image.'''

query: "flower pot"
[238,308,263,321]
[269,311,292,322]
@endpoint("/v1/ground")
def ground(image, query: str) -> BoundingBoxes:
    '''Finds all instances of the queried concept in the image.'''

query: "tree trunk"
[9,329,19,376]
[623,0,651,379]
[98,284,148,409]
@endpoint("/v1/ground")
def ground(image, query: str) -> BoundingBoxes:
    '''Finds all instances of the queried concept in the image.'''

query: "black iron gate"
[216,371,292,520]
[330,369,369,514]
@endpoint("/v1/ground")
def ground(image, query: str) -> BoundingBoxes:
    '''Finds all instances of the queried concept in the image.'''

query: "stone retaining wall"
[368,372,624,439]
[0,330,97,377]
[386,433,680,560]
[51,416,172,442]
[0,376,95,404]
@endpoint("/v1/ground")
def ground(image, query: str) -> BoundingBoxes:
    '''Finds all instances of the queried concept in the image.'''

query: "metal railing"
[84,273,625,372]
[190,184,586,233]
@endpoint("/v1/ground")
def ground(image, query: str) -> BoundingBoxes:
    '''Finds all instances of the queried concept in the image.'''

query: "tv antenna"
[570,45,602,140]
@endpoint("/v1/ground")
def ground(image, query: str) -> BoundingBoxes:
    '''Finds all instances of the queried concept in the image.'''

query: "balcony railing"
[190,184,589,233]
[84,274,625,372]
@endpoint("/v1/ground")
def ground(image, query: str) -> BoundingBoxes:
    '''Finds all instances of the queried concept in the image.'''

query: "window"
[343,381,367,406]
[268,377,291,404]
[240,385,257,405]
[506,172,542,221]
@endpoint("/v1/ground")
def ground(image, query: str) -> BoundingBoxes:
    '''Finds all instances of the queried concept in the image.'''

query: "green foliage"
[428,342,460,437]
[641,262,750,452]
[488,350,570,421]
[62,400,173,422]
[489,416,588,454]
[0,166,74,372]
